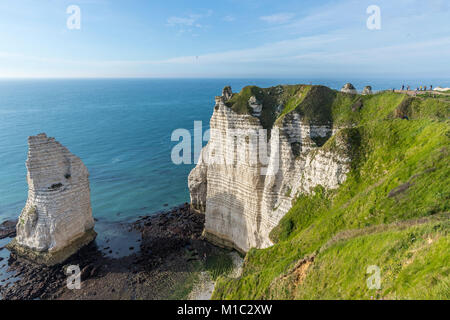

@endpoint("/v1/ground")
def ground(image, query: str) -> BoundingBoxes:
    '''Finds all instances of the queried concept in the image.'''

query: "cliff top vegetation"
[214,86,450,300]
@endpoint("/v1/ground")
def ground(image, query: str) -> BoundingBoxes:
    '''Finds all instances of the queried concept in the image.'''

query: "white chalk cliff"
[8,133,95,265]
[189,85,354,253]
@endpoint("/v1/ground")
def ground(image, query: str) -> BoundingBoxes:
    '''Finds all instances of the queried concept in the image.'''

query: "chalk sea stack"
[341,83,358,94]
[7,133,96,265]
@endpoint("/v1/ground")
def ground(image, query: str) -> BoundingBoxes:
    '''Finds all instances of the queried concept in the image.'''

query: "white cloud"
[3,33,450,77]
[166,10,213,32]
[2,0,450,78]
[167,16,198,27]
[260,13,294,24]
[223,15,235,22]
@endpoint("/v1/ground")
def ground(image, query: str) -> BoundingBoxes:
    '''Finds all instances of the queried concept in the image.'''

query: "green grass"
[417,92,450,103]
[226,85,280,130]
[205,251,234,280]
[277,85,311,119]
[294,219,449,300]
[226,84,449,130]
[226,84,335,129]
[212,88,450,300]
[167,260,202,300]
[168,249,234,299]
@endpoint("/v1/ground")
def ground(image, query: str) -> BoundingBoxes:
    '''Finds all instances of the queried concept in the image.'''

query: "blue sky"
[0,0,449,78]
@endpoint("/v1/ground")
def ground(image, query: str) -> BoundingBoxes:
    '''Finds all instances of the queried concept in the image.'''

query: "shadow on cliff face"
[205,191,250,253]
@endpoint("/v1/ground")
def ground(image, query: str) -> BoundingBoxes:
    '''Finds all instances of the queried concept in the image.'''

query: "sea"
[0,78,448,286]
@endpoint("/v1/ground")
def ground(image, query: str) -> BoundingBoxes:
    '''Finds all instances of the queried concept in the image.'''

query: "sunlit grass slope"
[213,88,449,300]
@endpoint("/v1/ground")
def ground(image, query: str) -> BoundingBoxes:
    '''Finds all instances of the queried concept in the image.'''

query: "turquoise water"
[0,78,448,224]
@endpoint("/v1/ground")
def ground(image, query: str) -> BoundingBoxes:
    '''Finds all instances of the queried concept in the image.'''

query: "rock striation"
[248,96,263,117]
[7,133,96,265]
[341,83,358,94]
[189,85,354,253]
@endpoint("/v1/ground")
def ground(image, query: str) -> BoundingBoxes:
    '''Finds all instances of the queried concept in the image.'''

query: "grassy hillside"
[213,87,450,300]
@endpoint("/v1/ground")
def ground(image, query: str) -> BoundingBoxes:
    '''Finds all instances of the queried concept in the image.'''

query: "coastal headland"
[1,82,448,300]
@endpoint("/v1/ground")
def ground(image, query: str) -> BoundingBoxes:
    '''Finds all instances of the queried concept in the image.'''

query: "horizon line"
[1,76,450,80]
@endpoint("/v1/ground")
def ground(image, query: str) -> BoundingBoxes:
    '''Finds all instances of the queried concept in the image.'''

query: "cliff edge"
[208,86,449,300]
[189,85,359,253]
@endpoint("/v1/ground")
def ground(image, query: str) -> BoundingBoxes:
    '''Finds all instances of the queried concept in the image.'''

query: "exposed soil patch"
[280,254,315,286]
[388,182,411,198]
[293,257,314,286]
[351,99,363,112]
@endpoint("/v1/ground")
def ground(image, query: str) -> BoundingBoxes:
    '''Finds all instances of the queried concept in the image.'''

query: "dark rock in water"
[163,203,168,207]
[1,202,208,300]
[0,220,17,239]
[0,241,103,300]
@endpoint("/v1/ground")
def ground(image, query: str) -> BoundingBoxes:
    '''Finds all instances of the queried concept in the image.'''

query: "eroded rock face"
[7,133,95,265]
[188,145,208,213]
[362,86,373,95]
[248,96,263,117]
[222,86,233,101]
[188,95,352,253]
[341,83,357,94]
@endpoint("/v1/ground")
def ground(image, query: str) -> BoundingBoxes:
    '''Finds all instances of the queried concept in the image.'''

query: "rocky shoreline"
[0,203,229,300]
[0,220,16,240]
